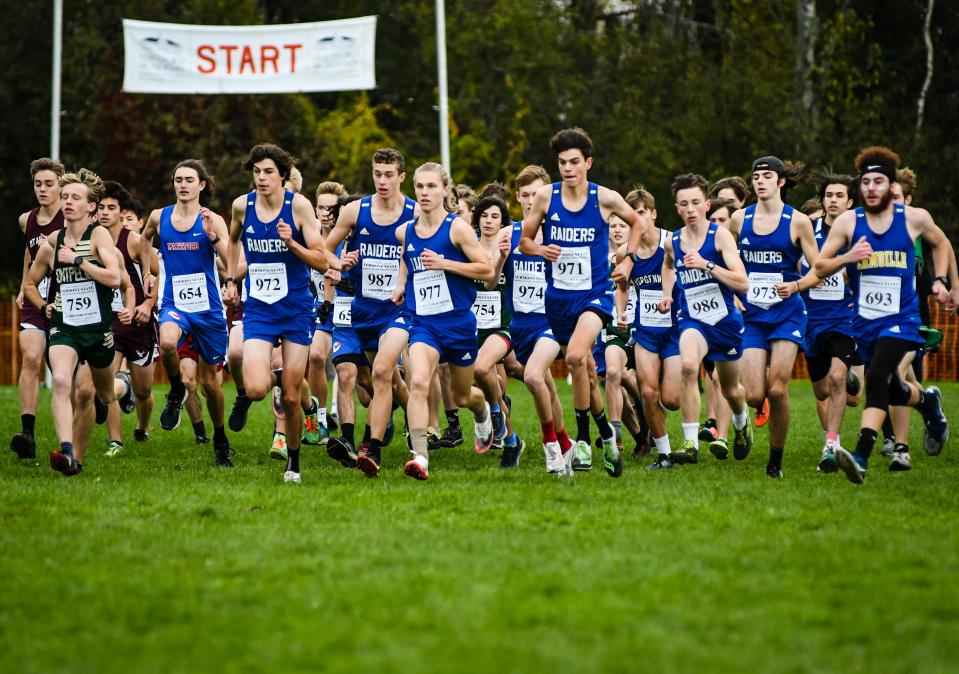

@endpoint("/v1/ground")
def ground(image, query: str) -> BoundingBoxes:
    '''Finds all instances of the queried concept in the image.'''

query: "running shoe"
[919,325,944,352]
[633,432,652,457]
[104,440,124,458]
[571,440,592,471]
[436,424,463,449]
[404,454,429,481]
[602,437,623,478]
[845,369,861,397]
[94,394,108,425]
[544,441,563,474]
[500,436,525,468]
[921,386,949,456]
[356,443,381,477]
[709,437,729,461]
[327,436,358,468]
[195,428,209,444]
[427,426,441,452]
[646,454,674,470]
[671,440,699,465]
[327,410,339,433]
[834,447,866,484]
[879,437,896,457]
[50,451,81,476]
[491,408,507,443]
[817,445,838,473]
[889,449,912,472]
[754,399,770,428]
[561,445,575,477]
[698,419,719,442]
[214,442,233,468]
[133,429,149,443]
[766,464,784,479]
[302,396,322,445]
[160,390,184,431]
[733,422,753,461]
[283,470,302,484]
[10,433,36,459]
[116,372,136,414]
[474,403,494,453]
[270,433,288,461]
[228,394,253,432]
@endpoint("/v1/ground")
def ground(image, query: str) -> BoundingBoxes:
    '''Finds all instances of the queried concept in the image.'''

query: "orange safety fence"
[2,300,956,385]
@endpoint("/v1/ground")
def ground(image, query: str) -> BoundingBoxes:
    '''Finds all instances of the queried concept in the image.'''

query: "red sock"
[557,428,572,454]
[541,420,557,444]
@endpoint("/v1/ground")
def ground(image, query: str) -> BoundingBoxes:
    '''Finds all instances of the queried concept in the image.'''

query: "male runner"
[24,169,125,475]
[225,144,326,484]
[324,148,415,477]
[12,158,65,459]
[140,159,233,467]
[520,128,646,478]
[814,146,951,484]
[662,173,753,465]
[728,156,820,478]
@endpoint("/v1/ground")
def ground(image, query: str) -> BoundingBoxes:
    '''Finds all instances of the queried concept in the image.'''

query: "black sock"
[575,408,591,443]
[768,446,784,469]
[591,409,614,441]
[881,416,894,442]
[362,424,371,443]
[856,428,878,459]
[21,414,35,436]
[169,373,186,399]
[60,442,73,456]
[193,420,207,437]
[286,447,300,473]
[704,418,716,429]
[368,438,382,457]
[894,442,909,454]
[445,408,459,427]
[236,386,246,398]
[213,425,226,444]
[342,422,355,447]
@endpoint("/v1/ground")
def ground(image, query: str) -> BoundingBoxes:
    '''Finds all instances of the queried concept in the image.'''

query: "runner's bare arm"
[908,207,952,304]
[391,223,408,306]
[601,186,647,283]
[814,210,866,278]
[325,200,360,271]
[277,193,328,272]
[433,219,495,282]
[117,250,135,325]
[519,186,556,259]
[784,212,822,295]
[17,248,29,308]
[710,226,749,293]
[85,226,122,289]
[23,242,53,312]
[139,209,162,292]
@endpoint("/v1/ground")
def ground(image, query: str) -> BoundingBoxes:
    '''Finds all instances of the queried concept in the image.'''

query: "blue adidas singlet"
[628,238,676,334]
[847,204,921,342]
[672,224,739,326]
[543,182,609,297]
[159,206,223,315]
[801,218,853,326]
[739,204,804,323]
[508,222,548,324]
[241,190,312,318]
[403,212,476,319]
[348,195,416,320]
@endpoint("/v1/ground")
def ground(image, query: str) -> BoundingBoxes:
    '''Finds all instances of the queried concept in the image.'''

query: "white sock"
[732,408,748,430]
[654,435,671,455]
[682,423,699,444]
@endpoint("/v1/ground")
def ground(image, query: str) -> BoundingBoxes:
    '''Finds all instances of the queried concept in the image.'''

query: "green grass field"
[1,380,958,674]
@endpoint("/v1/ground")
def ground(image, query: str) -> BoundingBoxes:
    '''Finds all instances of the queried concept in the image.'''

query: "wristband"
[225,277,236,286]
[209,235,221,245]
[73,256,84,267]
[935,275,952,291]
[40,302,48,315]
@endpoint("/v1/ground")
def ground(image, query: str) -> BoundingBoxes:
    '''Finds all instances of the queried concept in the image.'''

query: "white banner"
[122,17,376,94]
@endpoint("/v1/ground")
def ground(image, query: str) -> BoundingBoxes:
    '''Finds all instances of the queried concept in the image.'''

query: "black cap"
[752,156,785,175]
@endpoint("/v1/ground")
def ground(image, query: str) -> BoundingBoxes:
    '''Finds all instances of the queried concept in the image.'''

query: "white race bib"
[809,272,845,301]
[622,286,637,325]
[111,288,124,313]
[249,263,288,304]
[552,247,591,291]
[311,269,325,296]
[172,273,210,313]
[639,289,671,328]
[362,258,399,301]
[413,270,453,316]
[38,277,50,301]
[471,291,501,330]
[685,283,728,326]
[747,272,783,309]
[333,295,353,327]
[61,281,100,327]
[512,269,546,313]
[859,275,901,319]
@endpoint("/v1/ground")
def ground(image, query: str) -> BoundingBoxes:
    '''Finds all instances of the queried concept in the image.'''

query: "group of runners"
[11,131,959,485]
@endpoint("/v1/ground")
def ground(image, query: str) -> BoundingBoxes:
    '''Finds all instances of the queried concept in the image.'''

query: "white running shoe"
[474,402,494,453]
[562,446,575,477]
[403,454,429,481]
[283,470,301,484]
[572,440,592,471]
[544,441,563,474]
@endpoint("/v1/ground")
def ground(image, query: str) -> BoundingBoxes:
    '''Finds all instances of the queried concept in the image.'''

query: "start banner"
[122,16,377,94]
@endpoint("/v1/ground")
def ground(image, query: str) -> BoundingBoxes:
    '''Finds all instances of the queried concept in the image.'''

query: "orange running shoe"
[755,398,770,428]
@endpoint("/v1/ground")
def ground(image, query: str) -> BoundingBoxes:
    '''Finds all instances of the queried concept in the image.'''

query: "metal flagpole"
[435,0,451,172]
[51,0,62,160]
